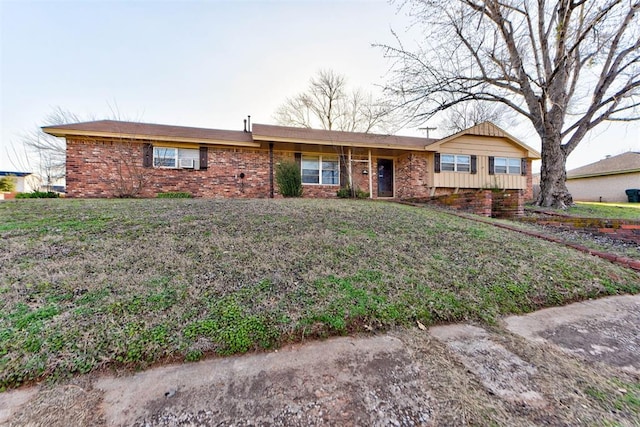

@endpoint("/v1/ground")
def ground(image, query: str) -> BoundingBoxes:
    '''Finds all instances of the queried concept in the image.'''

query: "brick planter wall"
[407,189,525,218]
[423,190,493,217]
[518,213,640,244]
[491,190,524,218]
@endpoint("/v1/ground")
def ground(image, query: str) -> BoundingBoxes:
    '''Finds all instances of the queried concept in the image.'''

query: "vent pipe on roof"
[247,115,251,132]
[243,119,247,133]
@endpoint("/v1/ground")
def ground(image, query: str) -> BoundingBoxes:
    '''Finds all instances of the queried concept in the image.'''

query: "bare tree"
[380,1,640,208]
[275,69,400,197]
[9,107,82,191]
[439,102,516,135]
[274,69,396,133]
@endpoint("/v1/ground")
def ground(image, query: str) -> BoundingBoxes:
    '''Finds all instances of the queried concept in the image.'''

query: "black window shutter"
[471,155,477,174]
[488,156,495,175]
[142,143,152,168]
[521,158,527,176]
[434,153,441,173]
[199,146,208,170]
[294,152,302,167]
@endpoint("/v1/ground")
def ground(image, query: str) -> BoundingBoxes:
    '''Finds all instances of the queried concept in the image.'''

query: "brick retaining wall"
[407,189,524,218]
[518,213,640,244]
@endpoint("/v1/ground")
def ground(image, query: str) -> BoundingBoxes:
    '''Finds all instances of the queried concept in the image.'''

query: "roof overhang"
[41,127,262,148]
[567,168,640,179]
[251,133,424,151]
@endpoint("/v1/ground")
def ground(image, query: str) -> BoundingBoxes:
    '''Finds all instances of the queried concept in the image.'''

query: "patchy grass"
[1,199,638,390]
[528,201,640,220]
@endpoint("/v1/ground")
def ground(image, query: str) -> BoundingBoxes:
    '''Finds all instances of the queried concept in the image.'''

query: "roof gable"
[428,122,541,159]
[567,152,640,178]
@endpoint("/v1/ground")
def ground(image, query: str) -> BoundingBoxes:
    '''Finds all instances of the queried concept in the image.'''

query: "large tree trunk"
[536,134,573,209]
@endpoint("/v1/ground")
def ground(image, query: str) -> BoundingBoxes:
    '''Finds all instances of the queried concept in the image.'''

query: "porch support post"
[368,149,373,199]
[269,142,274,198]
[348,147,353,191]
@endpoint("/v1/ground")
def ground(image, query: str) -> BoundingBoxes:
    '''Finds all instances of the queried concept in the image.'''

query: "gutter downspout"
[269,142,274,198]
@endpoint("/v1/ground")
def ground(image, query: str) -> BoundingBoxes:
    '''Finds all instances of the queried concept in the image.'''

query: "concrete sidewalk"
[2,294,639,426]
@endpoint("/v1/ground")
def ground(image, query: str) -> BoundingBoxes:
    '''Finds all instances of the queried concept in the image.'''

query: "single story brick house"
[42,120,540,200]
[566,152,640,203]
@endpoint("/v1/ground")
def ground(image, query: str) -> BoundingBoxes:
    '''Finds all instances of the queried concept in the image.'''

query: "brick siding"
[395,153,431,199]
[67,138,272,198]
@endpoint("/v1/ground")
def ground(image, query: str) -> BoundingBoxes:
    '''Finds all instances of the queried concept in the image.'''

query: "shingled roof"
[251,123,436,150]
[42,119,541,157]
[567,152,640,178]
[42,120,257,146]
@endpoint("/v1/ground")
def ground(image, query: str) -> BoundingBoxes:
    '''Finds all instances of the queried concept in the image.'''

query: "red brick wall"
[427,190,493,216]
[395,153,431,199]
[66,138,272,198]
[491,190,525,218]
[420,189,524,218]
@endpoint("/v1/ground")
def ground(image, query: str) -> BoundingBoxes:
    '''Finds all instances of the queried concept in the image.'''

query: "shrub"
[0,176,16,193]
[15,191,59,199]
[336,187,351,198]
[356,189,370,199]
[275,161,303,197]
[336,187,370,199]
[157,192,192,198]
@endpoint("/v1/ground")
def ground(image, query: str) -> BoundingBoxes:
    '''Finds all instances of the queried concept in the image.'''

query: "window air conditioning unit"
[179,158,195,169]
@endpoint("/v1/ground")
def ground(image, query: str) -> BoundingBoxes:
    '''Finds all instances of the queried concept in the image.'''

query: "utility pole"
[418,127,437,138]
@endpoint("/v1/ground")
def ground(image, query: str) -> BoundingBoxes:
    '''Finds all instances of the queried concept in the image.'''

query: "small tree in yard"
[380,0,640,208]
[0,176,16,193]
[275,161,303,197]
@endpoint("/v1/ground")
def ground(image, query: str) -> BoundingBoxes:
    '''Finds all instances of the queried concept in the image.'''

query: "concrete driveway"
[2,294,639,426]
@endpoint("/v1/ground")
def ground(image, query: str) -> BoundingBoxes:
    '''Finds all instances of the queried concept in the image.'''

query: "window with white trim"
[301,155,339,185]
[153,147,199,169]
[441,154,471,172]
[153,147,177,168]
[495,157,521,174]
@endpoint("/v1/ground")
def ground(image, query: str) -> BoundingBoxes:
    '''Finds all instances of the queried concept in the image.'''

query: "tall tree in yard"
[380,0,640,208]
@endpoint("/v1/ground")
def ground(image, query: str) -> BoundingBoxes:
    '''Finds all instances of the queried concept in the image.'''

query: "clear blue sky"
[1,0,638,173]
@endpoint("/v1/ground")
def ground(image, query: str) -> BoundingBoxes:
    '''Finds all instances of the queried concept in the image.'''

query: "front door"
[377,159,394,197]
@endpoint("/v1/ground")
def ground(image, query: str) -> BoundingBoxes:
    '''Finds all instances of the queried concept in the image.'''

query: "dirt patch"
[6,377,104,427]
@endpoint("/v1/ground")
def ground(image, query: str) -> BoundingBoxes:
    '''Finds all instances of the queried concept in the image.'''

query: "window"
[153,147,199,169]
[494,157,521,174]
[301,155,339,185]
[153,147,177,168]
[441,154,471,172]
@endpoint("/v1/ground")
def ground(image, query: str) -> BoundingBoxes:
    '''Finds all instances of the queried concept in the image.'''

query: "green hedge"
[156,192,193,198]
[15,191,60,199]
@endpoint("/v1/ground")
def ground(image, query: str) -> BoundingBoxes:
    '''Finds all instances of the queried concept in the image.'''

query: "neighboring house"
[566,152,640,203]
[0,171,35,198]
[42,120,540,200]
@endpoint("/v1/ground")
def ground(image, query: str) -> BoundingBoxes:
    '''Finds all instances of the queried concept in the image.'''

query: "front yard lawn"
[1,199,638,390]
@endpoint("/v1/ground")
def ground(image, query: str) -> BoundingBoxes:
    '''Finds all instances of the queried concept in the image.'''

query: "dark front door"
[377,159,394,197]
